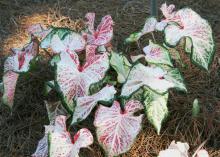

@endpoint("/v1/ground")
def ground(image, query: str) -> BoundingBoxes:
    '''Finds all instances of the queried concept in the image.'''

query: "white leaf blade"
[144,89,169,134]
[49,116,93,157]
[163,8,215,70]
[143,40,173,67]
[72,85,116,124]
[40,28,86,54]
[125,17,157,43]
[94,100,143,157]
[4,39,39,73]
[158,141,189,157]
[121,63,186,98]
[55,51,109,113]
[2,71,19,108]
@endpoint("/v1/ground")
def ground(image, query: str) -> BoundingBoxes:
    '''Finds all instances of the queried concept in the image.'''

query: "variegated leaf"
[158,141,189,157]
[2,71,19,108]
[163,8,214,70]
[143,40,173,67]
[155,3,177,31]
[143,89,169,135]
[28,24,52,39]
[31,115,64,157]
[49,116,93,157]
[55,51,109,112]
[110,52,131,83]
[72,85,116,124]
[126,17,157,43]
[40,28,86,54]
[32,126,52,157]
[121,63,186,98]
[4,38,39,73]
[85,13,95,33]
[86,13,113,46]
[94,100,143,157]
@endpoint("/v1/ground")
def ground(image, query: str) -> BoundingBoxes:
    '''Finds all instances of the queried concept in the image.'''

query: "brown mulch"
[0,0,220,157]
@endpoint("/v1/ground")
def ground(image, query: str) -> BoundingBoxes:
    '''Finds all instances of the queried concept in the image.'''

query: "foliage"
[0,2,214,157]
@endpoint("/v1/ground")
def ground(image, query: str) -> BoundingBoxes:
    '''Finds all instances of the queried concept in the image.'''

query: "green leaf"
[110,52,131,83]
[192,98,200,117]
[143,88,169,135]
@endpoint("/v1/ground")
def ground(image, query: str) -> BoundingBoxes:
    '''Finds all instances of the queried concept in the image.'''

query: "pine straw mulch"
[0,0,220,157]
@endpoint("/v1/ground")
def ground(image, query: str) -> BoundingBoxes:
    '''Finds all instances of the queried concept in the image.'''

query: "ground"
[0,0,220,157]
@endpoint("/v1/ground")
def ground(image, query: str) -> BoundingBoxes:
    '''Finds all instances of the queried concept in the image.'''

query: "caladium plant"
[1,37,39,108]
[54,48,109,113]
[1,2,215,157]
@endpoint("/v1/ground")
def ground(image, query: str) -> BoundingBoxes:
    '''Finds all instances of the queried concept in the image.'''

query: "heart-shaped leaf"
[110,52,131,83]
[94,100,143,157]
[1,71,19,108]
[85,13,113,46]
[143,88,169,134]
[126,17,157,43]
[4,38,39,73]
[162,6,214,70]
[49,116,93,157]
[142,40,173,67]
[40,28,86,54]
[71,85,116,124]
[121,63,186,98]
[32,115,65,157]
[55,51,109,112]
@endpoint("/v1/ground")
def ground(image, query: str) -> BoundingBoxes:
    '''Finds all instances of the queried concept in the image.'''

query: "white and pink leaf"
[55,51,109,112]
[163,7,214,70]
[142,40,173,67]
[1,71,19,108]
[4,38,39,73]
[94,100,143,157]
[86,13,113,46]
[48,116,93,157]
[72,85,116,124]
[121,63,186,98]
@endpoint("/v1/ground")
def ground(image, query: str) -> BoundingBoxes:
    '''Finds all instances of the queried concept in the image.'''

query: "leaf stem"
[119,98,125,113]
[150,0,158,18]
